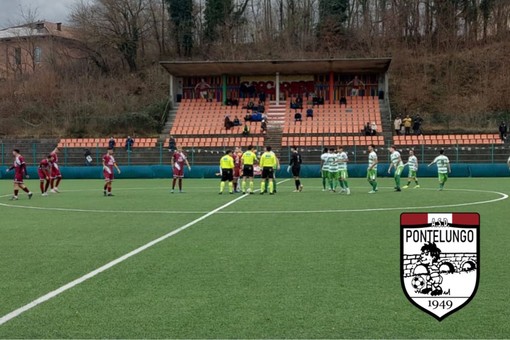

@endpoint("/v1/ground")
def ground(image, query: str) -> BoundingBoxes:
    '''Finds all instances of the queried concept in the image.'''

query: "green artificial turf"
[0,178,508,338]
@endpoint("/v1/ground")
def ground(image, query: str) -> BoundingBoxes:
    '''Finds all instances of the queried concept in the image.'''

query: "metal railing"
[1,141,509,167]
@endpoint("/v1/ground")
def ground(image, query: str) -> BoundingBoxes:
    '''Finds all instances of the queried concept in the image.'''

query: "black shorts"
[261,167,274,179]
[221,169,233,182]
[292,166,301,177]
[243,165,254,177]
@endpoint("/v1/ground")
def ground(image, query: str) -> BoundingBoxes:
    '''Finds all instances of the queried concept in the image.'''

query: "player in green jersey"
[367,144,378,193]
[320,148,328,191]
[387,146,404,192]
[402,149,420,189]
[337,146,350,195]
[428,149,451,190]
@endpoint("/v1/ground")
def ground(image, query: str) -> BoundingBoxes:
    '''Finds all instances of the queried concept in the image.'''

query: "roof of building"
[0,21,78,41]
[160,58,392,76]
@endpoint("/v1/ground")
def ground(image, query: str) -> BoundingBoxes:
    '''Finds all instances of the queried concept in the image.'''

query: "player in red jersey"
[5,149,33,200]
[171,147,191,193]
[102,148,121,196]
[38,155,52,196]
[49,147,62,193]
[232,147,243,192]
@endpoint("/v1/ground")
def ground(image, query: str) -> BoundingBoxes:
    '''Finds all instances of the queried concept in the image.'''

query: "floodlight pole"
[276,72,280,105]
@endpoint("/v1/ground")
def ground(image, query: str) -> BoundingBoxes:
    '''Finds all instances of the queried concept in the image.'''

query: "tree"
[166,0,193,57]
[71,0,150,72]
[203,0,249,44]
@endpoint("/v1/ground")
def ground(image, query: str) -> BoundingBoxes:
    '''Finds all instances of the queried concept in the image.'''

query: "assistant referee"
[219,150,235,194]
[259,146,277,195]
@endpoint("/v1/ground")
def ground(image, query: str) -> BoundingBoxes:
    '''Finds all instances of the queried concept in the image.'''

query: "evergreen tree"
[166,0,193,57]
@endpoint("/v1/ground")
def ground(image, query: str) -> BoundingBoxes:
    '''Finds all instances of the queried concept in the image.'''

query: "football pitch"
[0,177,509,338]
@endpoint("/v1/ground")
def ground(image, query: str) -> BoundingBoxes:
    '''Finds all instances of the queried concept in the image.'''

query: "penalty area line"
[0,179,289,327]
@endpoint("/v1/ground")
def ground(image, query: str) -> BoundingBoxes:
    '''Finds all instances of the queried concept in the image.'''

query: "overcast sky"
[0,0,82,29]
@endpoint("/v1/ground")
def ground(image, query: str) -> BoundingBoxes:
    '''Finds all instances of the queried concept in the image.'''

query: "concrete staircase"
[159,102,180,142]
[264,101,287,150]
[379,99,393,146]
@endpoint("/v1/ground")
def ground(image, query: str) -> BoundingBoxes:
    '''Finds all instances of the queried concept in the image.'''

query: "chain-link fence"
[1,141,509,167]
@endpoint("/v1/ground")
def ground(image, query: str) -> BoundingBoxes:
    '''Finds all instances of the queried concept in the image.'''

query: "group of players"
[5,142,459,200]
[5,146,121,200]
[5,147,63,200]
[170,145,303,195]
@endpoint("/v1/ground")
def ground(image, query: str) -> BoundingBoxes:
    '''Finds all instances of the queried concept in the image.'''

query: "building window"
[34,47,42,63]
[14,48,21,65]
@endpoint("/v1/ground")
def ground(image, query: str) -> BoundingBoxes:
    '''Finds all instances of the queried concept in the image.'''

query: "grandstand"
[1,58,509,168]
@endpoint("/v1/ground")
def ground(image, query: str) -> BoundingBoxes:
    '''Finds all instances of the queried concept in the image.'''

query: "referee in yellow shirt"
[259,146,277,195]
[241,145,258,194]
[219,150,235,194]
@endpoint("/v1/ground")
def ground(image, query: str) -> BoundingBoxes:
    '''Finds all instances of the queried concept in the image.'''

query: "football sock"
[396,175,401,187]
[108,187,112,193]
[104,184,108,190]
[406,181,411,186]
[296,179,301,188]
[273,180,277,191]
[339,180,345,189]
[40,182,45,193]
[415,180,419,185]
[344,180,349,188]
[322,177,326,189]
[295,180,299,189]
[22,187,29,193]
[172,178,177,189]
[178,179,182,191]
[45,181,50,192]
[260,181,265,192]
[228,182,233,193]
[269,181,274,194]
[372,181,378,190]
[50,179,55,189]
[241,180,246,192]
[249,180,253,192]
[56,178,61,187]
[220,182,225,192]
[14,189,19,196]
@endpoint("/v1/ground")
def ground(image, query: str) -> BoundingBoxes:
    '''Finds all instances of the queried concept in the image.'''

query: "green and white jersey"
[432,155,450,174]
[337,152,348,171]
[368,151,378,170]
[325,153,339,173]
[408,155,418,171]
[321,153,330,171]
[390,151,403,168]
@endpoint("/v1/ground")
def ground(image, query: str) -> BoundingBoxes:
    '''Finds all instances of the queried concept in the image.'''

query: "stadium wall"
[0,164,508,180]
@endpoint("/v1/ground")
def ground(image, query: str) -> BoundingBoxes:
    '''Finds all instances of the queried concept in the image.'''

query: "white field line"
[0,179,289,326]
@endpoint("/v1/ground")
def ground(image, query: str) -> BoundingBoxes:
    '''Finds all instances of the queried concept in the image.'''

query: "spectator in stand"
[224,115,234,130]
[306,107,314,120]
[347,76,365,96]
[394,116,402,135]
[244,112,252,122]
[499,121,507,142]
[370,122,378,136]
[261,118,268,134]
[339,96,347,106]
[233,116,241,126]
[168,135,176,152]
[364,122,372,136]
[413,114,423,135]
[295,95,303,109]
[294,111,302,123]
[242,124,250,135]
[403,115,412,135]
[257,100,265,113]
[125,136,134,152]
[259,92,266,102]
[226,98,239,106]
[84,149,93,166]
[108,137,116,150]
[195,78,211,100]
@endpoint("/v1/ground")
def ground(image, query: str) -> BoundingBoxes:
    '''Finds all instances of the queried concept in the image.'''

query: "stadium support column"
[276,72,280,105]
[222,74,227,105]
[169,74,174,108]
[329,71,334,104]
